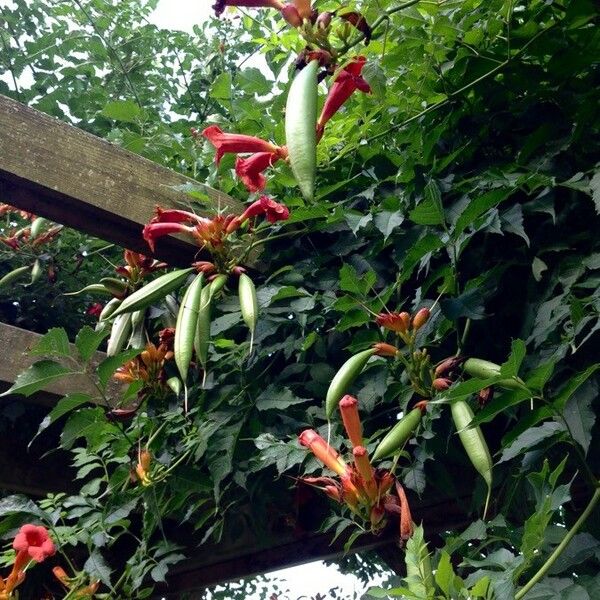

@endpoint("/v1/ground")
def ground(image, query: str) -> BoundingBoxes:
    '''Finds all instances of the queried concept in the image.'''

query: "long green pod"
[111,268,193,317]
[238,273,258,350]
[208,274,228,301]
[174,273,204,382]
[106,313,132,356]
[325,348,376,418]
[100,277,128,297]
[463,357,525,390]
[30,217,49,239]
[30,259,43,284]
[99,298,122,322]
[451,399,493,518]
[373,407,423,461]
[128,308,147,349]
[194,286,212,372]
[64,284,112,296]
[285,59,318,201]
[0,265,31,288]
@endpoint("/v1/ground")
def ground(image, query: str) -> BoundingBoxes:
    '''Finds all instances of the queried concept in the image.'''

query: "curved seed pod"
[238,273,258,350]
[30,216,49,239]
[128,308,146,349]
[166,376,182,396]
[99,298,122,322]
[106,313,132,356]
[0,265,31,288]
[463,357,525,390]
[111,268,193,317]
[194,286,212,371]
[373,406,424,461]
[325,348,376,418]
[100,277,128,297]
[451,399,493,519]
[174,273,204,382]
[30,259,43,283]
[64,283,113,296]
[285,60,319,201]
[209,274,228,301]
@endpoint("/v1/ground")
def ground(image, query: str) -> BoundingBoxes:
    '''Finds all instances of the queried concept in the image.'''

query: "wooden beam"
[0,94,243,266]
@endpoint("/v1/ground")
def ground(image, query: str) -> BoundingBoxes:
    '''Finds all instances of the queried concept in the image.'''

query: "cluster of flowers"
[196,55,370,194]
[0,203,61,251]
[299,395,414,540]
[142,198,289,268]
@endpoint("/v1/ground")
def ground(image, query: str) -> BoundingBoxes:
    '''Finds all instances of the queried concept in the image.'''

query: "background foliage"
[0,0,599,598]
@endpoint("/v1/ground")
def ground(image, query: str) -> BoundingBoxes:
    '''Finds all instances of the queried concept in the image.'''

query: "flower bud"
[432,377,451,391]
[412,307,430,330]
[478,386,494,407]
[53,566,70,586]
[316,11,332,29]
[372,342,399,357]
[339,395,363,448]
[281,4,302,27]
[396,482,414,541]
[434,356,462,377]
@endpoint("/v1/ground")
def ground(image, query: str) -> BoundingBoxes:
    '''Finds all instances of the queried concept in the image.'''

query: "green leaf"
[563,380,597,455]
[0,495,46,519]
[29,328,71,358]
[373,210,404,240]
[434,551,456,595]
[553,364,600,412]
[255,385,311,411]
[500,339,526,378]
[210,72,232,101]
[499,422,566,464]
[441,287,487,320]
[35,392,92,439]
[96,348,141,388]
[399,234,444,283]
[453,189,512,237]
[409,181,444,226]
[0,360,76,398]
[75,325,110,362]
[101,100,140,123]
[60,408,106,450]
[404,525,434,596]
[84,549,112,586]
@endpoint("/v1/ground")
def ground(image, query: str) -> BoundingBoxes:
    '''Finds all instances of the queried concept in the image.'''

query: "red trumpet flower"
[240,196,290,224]
[298,429,350,477]
[317,57,371,140]
[376,311,411,334]
[235,152,280,192]
[202,125,281,165]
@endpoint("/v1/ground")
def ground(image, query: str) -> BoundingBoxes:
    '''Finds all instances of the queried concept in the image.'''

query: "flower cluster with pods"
[0,524,55,599]
[0,203,62,251]
[142,199,289,275]
[298,395,414,540]
[199,56,370,193]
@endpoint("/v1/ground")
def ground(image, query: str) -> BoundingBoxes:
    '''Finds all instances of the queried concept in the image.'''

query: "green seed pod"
[100,277,128,297]
[194,286,212,372]
[174,273,204,382]
[128,308,146,349]
[111,268,193,317]
[285,60,318,201]
[0,265,31,288]
[99,298,122,322]
[325,348,376,418]
[463,357,525,390]
[30,259,43,283]
[208,274,228,301]
[451,399,493,518]
[238,273,258,349]
[373,407,423,461]
[64,283,113,296]
[30,217,49,239]
[166,376,182,396]
[106,313,132,356]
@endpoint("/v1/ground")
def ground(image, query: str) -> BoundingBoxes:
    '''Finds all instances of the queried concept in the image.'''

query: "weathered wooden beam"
[0,94,243,266]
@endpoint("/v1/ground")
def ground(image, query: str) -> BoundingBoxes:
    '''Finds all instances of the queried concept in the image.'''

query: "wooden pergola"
[0,94,469,597]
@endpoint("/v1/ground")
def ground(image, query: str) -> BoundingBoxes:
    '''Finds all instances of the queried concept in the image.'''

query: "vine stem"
[514,487,600,600]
